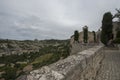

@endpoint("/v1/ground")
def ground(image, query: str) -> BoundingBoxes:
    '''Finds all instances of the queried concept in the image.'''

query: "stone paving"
[95,49,120,80]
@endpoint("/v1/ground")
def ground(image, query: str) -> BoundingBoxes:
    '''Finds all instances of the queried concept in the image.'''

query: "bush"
[113,38,120,44]
[2,67,17,80]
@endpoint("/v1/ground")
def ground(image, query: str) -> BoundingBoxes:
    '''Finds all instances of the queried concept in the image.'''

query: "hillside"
[0,39,68,56]
[0,39,70,80]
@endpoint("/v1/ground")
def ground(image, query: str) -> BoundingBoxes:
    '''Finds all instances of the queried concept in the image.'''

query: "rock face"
[17,45,104,80]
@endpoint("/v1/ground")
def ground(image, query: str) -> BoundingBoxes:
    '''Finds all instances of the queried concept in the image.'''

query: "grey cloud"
[0,0,120,40]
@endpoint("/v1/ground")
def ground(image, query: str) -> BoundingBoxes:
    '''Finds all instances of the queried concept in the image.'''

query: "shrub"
[113,38,120,43]
[2,67,17,80]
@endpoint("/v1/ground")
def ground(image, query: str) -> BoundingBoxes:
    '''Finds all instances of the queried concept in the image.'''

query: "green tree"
[83,26,88,43]
[92,31,96,43]
[74,30,79,42]
[101,12,113,46]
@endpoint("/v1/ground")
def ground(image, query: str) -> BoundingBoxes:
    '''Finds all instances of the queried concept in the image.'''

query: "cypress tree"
[74,30,79,42]
[83,26,88,43]
[92,31,96,43]
[101,12,113,46]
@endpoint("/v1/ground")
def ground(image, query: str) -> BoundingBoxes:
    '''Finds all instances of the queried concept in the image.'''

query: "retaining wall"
[17,45,104,80]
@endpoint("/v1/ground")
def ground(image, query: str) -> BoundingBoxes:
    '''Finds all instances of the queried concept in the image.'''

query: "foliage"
[32,42,70,69]
[0,39,70,79]
[113,31,120,44]
[2,67,17,80]
[116,31,120,38]
[32,53,53,64]
[113,38,120,44]
[83,26,88,43]
[32,53,60,69]
[74,30,79,42]
[92,31,96,43]
[101,12,113,46]
[14,63,27,70]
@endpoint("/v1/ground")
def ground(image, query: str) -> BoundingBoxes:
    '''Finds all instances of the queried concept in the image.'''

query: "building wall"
[70,31,95,45]
[113,22,120,39]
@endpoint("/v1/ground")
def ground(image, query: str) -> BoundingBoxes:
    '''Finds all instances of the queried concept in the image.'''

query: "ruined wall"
[70,31,94,45]
[70,43,96,55]
[17,45,104,80]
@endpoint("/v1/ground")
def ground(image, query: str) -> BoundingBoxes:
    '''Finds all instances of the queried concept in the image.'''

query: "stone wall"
[70,31,95,45]
[70,43,96,55]
[112,22,120,40]
[17,45,104,80]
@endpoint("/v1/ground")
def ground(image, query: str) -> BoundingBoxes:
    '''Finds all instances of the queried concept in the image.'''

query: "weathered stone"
[23,45,104,80]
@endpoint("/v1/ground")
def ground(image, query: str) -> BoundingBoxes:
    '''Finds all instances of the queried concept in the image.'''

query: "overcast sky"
[0,0,120,40]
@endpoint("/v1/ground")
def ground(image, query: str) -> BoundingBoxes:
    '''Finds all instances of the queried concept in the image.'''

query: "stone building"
[96,29,101,43]
[112,22,120,40]
[70,21,120,46]
[70,31,95,45]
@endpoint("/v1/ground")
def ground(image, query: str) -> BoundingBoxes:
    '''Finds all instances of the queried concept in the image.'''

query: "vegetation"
[101,12,113,46]
[113,31,120,43]
[116,31,120,38]
[1,67,17,80]
[74,30,79,42]
[83,26,88,43]
[0,39,70,80]
[92,31,96,43]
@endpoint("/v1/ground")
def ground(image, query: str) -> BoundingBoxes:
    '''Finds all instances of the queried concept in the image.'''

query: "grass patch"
[32,53,53,64]
[31,53,60,69]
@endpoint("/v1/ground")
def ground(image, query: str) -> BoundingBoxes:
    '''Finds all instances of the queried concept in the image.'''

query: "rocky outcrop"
[17,45,104,80]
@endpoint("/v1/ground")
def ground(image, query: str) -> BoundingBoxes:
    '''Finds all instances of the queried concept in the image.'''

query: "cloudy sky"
[0,0,120,40]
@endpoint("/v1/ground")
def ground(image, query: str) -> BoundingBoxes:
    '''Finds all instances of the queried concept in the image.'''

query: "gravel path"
[95,49,120,80]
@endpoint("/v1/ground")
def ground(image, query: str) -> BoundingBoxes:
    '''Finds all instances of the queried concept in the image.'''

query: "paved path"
[95,49,120,80]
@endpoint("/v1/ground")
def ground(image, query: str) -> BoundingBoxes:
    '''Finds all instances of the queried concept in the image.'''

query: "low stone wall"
[17,45,104,80]
[70,43,97,55]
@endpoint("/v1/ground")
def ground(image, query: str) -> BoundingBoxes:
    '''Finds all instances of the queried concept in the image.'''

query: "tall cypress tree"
[74,30,79,42]
[101,12,113,46]
[92,31,96,43]
[83,26,88,43]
